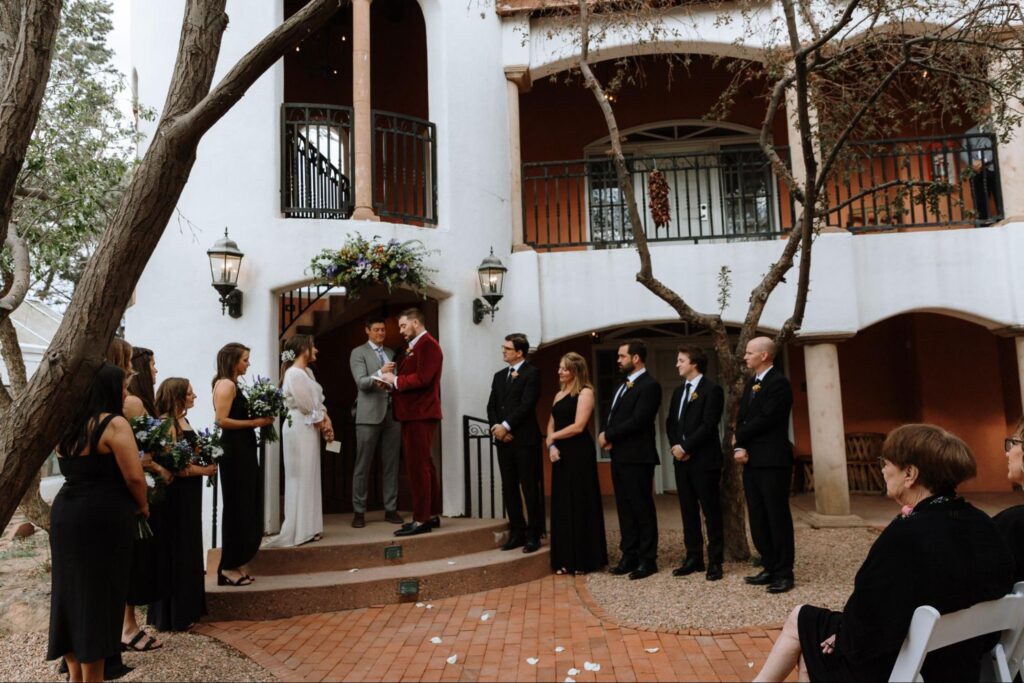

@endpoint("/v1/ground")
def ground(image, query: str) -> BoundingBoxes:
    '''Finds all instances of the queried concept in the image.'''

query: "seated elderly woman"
[995,417,1024,582]
[755,423,1015,682]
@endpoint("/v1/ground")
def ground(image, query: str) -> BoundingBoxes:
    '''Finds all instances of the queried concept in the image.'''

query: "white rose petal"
[748,662,755,668]
[645,647,660,653]
[584,661,601,672]
[565,678,576,683]
[526,658,539,665]
[415,602,425,608]
[430,637,442,644]
[568,668,580,676]
[480,612,491,621]
[554,646,565,653]
[348,568,359,573]
[447,560,456,565]
[446,655,458,665]
[426,604,433,609]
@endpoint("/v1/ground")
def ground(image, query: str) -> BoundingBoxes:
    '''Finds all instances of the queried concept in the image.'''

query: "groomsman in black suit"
[666,345,725,581]
[487,334,544,553]
[599,339,662,580]
[733,336,795,594]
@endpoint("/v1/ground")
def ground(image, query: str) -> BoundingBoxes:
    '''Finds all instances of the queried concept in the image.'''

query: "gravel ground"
[586,527,879,631]
[0,628,277,683]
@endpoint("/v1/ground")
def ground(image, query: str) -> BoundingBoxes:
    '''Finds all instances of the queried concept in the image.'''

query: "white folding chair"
[889,582,1024,682]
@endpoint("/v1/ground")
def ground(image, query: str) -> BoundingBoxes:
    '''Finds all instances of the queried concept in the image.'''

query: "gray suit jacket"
[350,342,394,425]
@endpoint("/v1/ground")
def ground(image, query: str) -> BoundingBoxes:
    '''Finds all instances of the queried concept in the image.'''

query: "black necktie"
[506,367,514,385]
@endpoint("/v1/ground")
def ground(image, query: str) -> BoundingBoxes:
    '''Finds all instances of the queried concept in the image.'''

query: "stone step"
[204,543,551,621]
[206,514,510,576]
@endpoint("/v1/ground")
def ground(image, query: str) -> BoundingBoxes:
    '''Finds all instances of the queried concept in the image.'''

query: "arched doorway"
[278,282,440,513]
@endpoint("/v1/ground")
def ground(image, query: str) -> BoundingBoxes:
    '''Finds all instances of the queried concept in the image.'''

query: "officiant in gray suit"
[349,315,404,528]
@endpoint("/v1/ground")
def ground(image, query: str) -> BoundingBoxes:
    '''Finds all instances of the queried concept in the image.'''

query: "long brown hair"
[128,347,157,417]
[279,334,314,382]
[156,377,191,439]
[106,337,132,373]
[212,342,249,389]
[559,352,592,397]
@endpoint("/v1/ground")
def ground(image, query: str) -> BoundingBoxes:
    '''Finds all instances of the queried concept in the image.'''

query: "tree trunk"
[0,0,345,530]
[18,467,50,531]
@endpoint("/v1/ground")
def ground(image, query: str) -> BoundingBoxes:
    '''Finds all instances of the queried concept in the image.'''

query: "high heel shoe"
[217,570,253,586]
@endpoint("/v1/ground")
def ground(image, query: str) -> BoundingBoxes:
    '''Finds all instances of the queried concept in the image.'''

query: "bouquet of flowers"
[129,415,174,458]
[307,234,435,299]
[240,375,291,442]
[160,439,195,474]
[143,471,166,505]
[192,427,225,487]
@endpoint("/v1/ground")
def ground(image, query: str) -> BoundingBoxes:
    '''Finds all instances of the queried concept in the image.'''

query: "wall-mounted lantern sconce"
[207,228,244,318]
[473,248,507,324]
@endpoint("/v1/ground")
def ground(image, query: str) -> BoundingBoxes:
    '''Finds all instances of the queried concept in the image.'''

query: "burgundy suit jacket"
[393,332,443,421]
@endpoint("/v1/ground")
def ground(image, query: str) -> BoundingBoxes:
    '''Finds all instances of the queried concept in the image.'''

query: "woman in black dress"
[121,346,172,652]
[148,378,217,630]
[212,343,273,585]
[48,363,149,683]
[995,417,1024,582]
[755,424,1015,682]
[546,351,607,575]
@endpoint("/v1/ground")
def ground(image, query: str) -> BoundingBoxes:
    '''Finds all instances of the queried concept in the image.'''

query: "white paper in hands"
[325,440,341,453]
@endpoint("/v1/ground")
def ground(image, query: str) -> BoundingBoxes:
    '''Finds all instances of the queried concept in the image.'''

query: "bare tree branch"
[0,228,30,322]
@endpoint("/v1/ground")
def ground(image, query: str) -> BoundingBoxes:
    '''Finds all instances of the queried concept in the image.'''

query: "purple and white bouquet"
[129,415,174,458]
[240,375,291,442]
[161,439,194,474]
[192,427,224,487]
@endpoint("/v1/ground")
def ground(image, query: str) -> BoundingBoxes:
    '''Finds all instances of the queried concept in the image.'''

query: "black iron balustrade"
[524,147,793,250]
[281,104,354,219]
[279,282,335,338]
[372,110,438,225]
[463,415,504,519]
[821,133,1002,231]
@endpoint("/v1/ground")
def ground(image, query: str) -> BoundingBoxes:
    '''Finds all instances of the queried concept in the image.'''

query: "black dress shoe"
[609,560,638,576]
[706,564,723,581]
[394,522,432,537]
[671,558,705,577]
[351,512,366,528]
[428,515,441,528]
[384,510,404,524]
[522,539,540,553]
[628,563,658,580]
[502,535,526,551]
[767,577,795,594]
[744,570,773,585]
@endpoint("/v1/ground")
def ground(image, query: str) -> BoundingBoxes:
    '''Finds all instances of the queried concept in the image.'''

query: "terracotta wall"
[790,313,1021,493]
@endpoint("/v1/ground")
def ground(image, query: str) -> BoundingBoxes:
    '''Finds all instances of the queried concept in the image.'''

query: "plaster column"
[351,0,378,221]
[505,68,531,251]
[997,102,1024,221]
[803,342,851,517]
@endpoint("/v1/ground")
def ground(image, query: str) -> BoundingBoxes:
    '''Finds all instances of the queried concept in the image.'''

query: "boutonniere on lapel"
[689,391,699,402]
[752,382,762,394]
[626,380,635,389]
[405,348,414,358]
[510,371,519,380]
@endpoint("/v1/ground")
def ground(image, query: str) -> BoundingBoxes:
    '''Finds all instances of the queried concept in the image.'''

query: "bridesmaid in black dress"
[546,352,607,575]
[48,364,149,683]
[149,378,217,630]
[212,343,273,585]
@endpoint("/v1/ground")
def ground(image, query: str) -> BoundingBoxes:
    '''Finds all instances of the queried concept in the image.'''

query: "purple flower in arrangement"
[388,238,400,246]
[326,265,339,279]
[399,263,409,272]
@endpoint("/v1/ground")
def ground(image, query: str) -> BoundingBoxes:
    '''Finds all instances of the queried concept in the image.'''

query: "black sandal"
[122,630,162,652]
[217,570,253,586]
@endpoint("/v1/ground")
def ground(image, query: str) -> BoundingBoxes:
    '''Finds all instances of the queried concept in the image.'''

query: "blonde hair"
[559,352,592,397]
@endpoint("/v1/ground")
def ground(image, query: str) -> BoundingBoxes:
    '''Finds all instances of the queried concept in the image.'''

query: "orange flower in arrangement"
[752,383,762,394]
[689,391,699,402]
[626,380,635,389]
[511,371,519,380]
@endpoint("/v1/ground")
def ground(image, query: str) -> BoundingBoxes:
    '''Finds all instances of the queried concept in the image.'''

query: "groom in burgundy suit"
[380,308,443,536]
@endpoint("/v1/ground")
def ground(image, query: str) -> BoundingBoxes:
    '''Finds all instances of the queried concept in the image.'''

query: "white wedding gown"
[263,366,326,548]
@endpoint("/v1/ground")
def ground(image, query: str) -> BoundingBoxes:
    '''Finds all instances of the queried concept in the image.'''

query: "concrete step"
[204,542,551,621]
[206,514,510,576]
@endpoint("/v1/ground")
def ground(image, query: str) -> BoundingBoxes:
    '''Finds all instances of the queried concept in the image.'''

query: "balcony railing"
[281,105,438,225]
[281,104,354,219]
[523,134,1002,250]
[822,133,1002,232]
[372,110,438,226]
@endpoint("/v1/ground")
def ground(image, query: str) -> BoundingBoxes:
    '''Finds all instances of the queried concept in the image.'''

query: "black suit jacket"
[604,371,661,465]
[666,376,724,471]
[734,366,793,468]
[486,361,542,446]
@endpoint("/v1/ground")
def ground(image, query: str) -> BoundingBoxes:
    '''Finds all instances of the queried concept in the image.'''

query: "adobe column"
[352,0,378,221]
[802,340,853,517]
[505,67,531,250]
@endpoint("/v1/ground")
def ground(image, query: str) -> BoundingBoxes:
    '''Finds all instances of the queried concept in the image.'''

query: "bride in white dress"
[264,335,334,548]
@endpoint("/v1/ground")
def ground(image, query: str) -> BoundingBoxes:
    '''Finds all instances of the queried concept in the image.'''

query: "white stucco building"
[125,0,1024,544]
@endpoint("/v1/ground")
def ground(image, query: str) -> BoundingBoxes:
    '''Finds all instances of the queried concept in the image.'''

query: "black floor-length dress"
[149,428,208,630]
[549,394,608,573]
[218,387,262,571]
[47,415,136,663]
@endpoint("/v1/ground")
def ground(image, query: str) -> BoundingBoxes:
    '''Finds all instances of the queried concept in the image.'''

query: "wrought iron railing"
[821,133,1002,231]
[524,147,793,250]
[281,104,354,219]
[372,110,438,225]
[462,415,504,519]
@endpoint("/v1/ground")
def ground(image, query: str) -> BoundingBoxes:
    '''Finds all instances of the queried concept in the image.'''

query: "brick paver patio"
[194,574,780,682]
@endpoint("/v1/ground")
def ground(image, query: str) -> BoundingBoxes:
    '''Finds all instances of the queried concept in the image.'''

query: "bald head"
[744,336,777,373]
